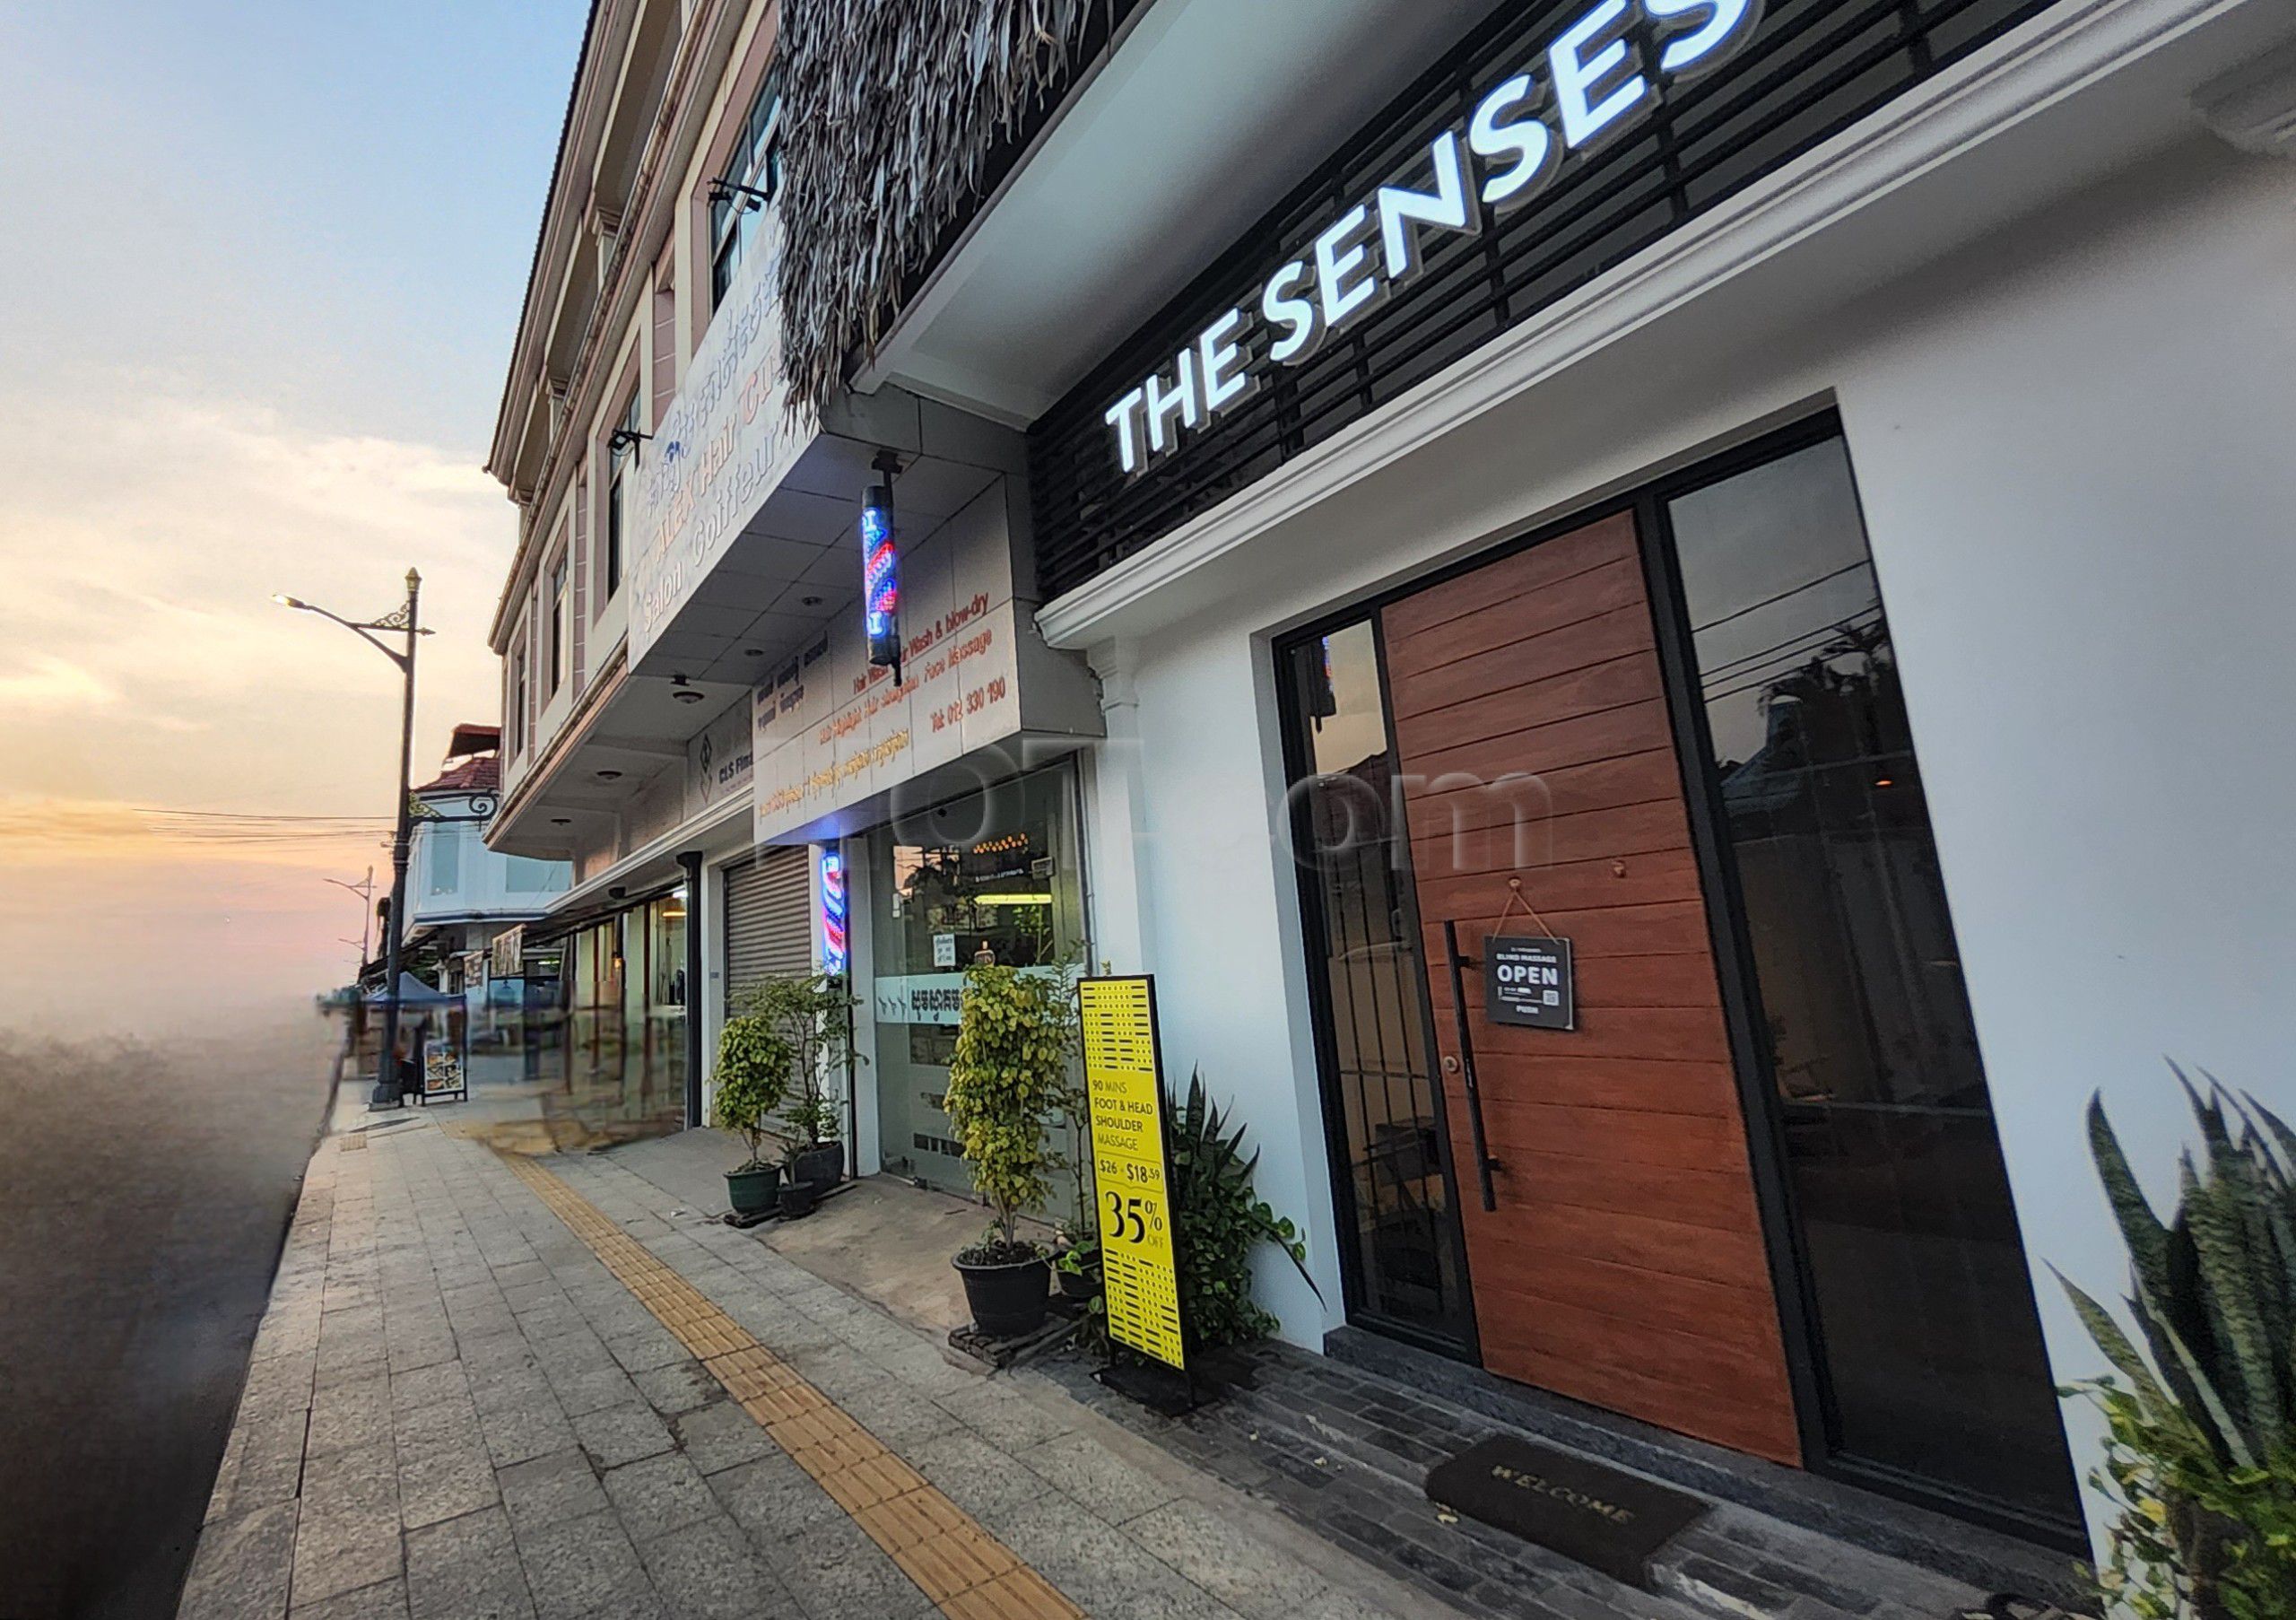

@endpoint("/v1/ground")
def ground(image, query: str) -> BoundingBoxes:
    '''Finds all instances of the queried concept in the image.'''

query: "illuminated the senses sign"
[1103,0,1763,473]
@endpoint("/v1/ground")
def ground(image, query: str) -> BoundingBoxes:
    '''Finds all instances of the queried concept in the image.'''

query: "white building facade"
[483,0,2296,1589]
[993,0,2295,1580]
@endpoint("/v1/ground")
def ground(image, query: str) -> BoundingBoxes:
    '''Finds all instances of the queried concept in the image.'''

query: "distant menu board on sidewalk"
[1078,976,1185,1372]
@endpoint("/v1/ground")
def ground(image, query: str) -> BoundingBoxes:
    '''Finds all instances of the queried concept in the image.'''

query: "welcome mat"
[1425,1436,1709,1588]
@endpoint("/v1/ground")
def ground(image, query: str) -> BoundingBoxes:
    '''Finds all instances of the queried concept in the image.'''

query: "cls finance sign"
[1102,0,1762,475]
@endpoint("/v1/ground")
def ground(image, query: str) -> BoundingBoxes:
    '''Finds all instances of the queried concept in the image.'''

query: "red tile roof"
[414,753,500,796]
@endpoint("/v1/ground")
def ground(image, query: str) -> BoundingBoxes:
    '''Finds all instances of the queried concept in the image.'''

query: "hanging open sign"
[1484,936,1575,1031]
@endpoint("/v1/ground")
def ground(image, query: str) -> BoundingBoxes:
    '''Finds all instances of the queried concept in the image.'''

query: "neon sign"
[1103,0,1763,475]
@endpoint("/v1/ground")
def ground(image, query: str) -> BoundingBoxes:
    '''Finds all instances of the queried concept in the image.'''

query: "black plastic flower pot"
[790,1143,842,1190]
[778,1179,820,1219]
[725,1163,781,1217]
[1056,1265,1100,1302]
[954,1253,1050,1340]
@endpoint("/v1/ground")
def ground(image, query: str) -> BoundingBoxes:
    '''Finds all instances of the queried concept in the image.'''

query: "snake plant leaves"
[2136,1258,2259,1472]
[2091,1092,2172,1310]
[2242,1090,2296,1171]
[2056,1265,2175,1419]
[2181,1155,2283,1446]
[2071,1072,2296,1477]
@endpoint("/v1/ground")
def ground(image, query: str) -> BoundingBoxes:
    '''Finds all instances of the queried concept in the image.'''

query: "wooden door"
[1378,512,1802,1465]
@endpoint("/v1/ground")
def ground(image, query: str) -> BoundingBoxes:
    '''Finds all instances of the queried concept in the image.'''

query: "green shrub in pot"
[2057,1069,2296,1619]
[711,1015,791,1215]
[943,962,1075,1337]
[731,971,857,1189]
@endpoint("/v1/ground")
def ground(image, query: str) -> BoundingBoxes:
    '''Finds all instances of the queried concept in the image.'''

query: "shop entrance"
[1280,420,2082,1544]
[865,762,1089,1202]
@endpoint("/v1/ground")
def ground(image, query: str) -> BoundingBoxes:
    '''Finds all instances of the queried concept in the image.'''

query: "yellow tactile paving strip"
[499,1153,1083,1620]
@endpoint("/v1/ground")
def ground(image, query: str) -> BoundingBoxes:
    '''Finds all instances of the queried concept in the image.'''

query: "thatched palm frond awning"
[776,0,1121,417]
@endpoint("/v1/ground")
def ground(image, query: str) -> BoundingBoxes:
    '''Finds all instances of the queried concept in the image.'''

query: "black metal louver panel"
[1027,0,2053,601]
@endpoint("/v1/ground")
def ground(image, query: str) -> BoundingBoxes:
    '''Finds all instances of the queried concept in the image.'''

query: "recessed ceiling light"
[550,817,571,826]
[596,769,622,781]
[743,647,765,657]
[671,674,704,705]
[801,596,824,607]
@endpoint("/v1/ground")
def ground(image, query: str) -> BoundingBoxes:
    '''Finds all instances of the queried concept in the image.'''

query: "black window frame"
[1637,414,2085,1553]
[710,62,783,309]
[1273,615,1483,1362]
[1266,409,2087,1554]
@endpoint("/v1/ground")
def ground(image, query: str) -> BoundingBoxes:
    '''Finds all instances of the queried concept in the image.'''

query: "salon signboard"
[626,213,816,665]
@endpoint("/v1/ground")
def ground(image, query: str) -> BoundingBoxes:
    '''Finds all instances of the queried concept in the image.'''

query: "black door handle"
[1441,919,1500,1212]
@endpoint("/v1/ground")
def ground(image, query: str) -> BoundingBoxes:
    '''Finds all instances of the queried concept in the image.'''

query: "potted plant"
[1055,1234,1101,1302]
[732,971,857,1193]
[783,1091,844,1194]
[711,1015,791,1217]
[2057,1069,2295,1619]
[943,961,1076,1339]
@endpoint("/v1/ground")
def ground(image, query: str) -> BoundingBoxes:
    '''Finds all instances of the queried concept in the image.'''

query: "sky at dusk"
[0,3,590,1032]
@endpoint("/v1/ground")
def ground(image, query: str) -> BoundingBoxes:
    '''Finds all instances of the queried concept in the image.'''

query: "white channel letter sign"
[1101,0,1762,475]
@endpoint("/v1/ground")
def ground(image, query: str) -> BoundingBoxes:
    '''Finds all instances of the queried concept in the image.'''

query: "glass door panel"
[1278,622,1475,1354]
[1663,433,2082,1538]
[867,764,1088,1213]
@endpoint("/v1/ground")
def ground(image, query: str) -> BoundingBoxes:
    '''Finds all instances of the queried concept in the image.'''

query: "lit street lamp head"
[272,593,308,610]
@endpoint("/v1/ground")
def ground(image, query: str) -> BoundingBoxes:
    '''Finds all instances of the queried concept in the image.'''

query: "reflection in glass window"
[1280,621,1474,1353]
[710,64,782,306]
[425,826,462,897]
[1667,433,2080,1536]
[865,765,1087,1203]
[504,856,568,894]
[651,893,689,1010]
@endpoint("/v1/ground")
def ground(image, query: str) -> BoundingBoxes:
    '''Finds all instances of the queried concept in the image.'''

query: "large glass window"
[542,895,689,1145]
[1279,623,1474,1353]
[424,825,462,898]
[505,856,567,895]
[866,764,1087,1205]
[710,65,782,307]
[1664,432,2079,1537]
[647,892,689,1116]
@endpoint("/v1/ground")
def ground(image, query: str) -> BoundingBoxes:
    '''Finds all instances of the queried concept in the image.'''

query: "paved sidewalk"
[178,1112,1455,1620]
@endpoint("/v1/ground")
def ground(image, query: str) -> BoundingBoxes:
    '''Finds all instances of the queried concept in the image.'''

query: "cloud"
[0,653,118,710]
[0,376,515,1031]
[0,374,512,814]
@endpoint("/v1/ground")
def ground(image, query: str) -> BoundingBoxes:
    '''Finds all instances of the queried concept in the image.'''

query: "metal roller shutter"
[723,846,812,1011]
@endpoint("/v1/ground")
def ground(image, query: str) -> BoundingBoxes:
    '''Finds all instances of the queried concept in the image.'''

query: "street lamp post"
[275,570,430,1109]
[326,867,378,969]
